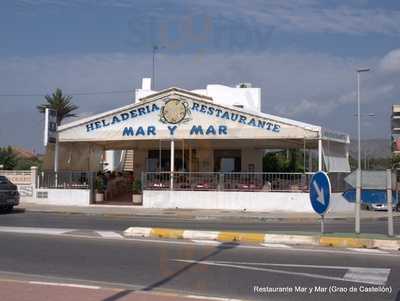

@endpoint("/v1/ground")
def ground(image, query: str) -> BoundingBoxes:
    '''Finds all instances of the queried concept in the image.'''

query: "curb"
[123,227,400,251]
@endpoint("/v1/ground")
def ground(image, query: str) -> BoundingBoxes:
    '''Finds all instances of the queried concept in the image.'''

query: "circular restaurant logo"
[160,98,191,124]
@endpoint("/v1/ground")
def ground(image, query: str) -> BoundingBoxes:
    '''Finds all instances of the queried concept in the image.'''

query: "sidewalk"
[18,202,400,223]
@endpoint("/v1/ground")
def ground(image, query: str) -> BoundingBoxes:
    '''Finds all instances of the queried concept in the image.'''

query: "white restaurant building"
[39,78,353,213]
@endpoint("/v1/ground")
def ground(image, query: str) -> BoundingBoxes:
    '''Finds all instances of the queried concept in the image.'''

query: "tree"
[263,150,307,172]
[37,88,78,125]
[0,146,18,170]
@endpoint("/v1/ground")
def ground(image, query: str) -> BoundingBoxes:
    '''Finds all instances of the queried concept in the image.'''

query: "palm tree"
[37,88,78,125]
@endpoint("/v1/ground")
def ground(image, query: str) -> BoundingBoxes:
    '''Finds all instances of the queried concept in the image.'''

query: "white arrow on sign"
[313,180,325,206]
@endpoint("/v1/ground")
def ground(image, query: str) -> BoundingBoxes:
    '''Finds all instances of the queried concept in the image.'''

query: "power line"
[0,89,135,97]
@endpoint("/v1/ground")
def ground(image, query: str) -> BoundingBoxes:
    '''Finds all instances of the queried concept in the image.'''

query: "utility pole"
[152,45,165,90]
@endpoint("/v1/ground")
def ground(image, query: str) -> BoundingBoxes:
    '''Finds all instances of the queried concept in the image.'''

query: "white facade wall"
[143,191,354,213]
[32,189,91,206]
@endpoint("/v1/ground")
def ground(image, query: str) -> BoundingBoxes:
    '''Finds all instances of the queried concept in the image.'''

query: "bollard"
[387,169,394,237]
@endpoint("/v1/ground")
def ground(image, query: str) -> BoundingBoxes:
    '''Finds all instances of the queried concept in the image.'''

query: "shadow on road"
[102,289,134,301]
[0,208,25,215]
[142,242,239,292]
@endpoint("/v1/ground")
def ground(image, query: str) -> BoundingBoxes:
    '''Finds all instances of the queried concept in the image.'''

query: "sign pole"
[54,134,59,188]
[387,169,394,237]
[170,139,174,191]
[321,215,324,234]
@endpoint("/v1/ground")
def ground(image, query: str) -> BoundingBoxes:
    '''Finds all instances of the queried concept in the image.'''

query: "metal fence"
[143,172,311,192]
[143,172,349,192]
[38,171,95,189]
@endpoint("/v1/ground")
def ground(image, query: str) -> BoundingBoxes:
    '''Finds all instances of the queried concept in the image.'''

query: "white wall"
[32,189,91,206]
[134,79,261,112]
[143,191,354,213]
[193,84,261,112]
[329,193,355,213]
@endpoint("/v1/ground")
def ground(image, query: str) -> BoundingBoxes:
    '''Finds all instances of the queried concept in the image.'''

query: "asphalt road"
[0,210,399,235]
[0,231,398,301]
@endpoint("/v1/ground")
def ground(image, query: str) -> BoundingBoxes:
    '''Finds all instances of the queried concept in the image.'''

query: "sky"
[1,0,400,152]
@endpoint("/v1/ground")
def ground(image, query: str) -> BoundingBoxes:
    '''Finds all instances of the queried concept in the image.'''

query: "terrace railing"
[143,172,316,192]
[38,171,96,189]
[143,172,348,193]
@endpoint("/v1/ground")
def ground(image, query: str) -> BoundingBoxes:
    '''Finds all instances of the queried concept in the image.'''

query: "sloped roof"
[58,86,320,133]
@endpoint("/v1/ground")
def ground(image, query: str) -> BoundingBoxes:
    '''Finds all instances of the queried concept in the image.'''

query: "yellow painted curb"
[319,236,372,248]
[217,231,265,243]
[150,228,184,239]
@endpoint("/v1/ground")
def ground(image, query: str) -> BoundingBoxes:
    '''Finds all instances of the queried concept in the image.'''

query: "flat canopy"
[57,87,350,172]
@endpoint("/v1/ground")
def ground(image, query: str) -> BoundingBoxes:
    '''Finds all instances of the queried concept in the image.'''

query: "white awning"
[322,140,350,172]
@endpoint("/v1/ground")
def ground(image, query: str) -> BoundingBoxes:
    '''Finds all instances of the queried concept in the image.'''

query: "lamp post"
[355,68,370,234]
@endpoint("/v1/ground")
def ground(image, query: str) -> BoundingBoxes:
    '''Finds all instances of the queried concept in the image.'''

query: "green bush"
[132,180,142,194]
[95,177,105,193]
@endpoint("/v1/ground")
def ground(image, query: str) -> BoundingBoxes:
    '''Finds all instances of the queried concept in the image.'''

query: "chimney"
[142,78,152,90]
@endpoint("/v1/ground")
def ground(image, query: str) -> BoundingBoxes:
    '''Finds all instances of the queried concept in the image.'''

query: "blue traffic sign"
[309,171,331,215]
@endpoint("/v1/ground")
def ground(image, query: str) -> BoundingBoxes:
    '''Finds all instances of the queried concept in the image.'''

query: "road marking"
[29,281,100,289]
[172,260,391,285]
[343,268,391,285]
[347,248,388,254]
[261,243,293,249]
[0,226,71,235]
[96,231,124,239]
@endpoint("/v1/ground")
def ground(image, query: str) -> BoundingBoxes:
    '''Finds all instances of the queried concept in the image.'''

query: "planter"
[95,193,104,203]
[132,194,143,205]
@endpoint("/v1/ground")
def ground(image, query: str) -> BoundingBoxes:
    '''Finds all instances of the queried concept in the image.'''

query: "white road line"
[261,243,293,249]
[96,231,124,239]
[173,260,391,285]
[29,281,100,289]
[0,226,72,235]
[344,268,391,285]
[347,248,388,254]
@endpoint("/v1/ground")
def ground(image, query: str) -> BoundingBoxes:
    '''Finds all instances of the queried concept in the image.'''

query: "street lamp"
[152,45,166,90]
[355,68,370,234]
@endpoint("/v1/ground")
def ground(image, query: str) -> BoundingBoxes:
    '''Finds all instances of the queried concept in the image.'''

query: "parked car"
[0,176,19,213]
[363,202,398,211]
[343,189,399,211]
